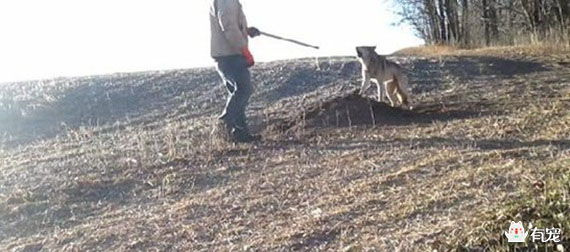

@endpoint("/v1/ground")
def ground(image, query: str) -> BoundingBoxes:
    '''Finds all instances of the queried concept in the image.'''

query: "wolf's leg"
[396,92,405,107]
[376,81,384,102]
[359,73,372,96]
[385,81,398,107]
[392,76,405,106]
[396,74,412,109]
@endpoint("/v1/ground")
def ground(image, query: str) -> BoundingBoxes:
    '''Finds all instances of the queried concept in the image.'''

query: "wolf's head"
[356,46,379,65]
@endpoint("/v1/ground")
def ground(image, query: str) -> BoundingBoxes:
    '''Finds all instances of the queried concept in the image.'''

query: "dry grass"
[395,44,570,61]
[454,157,570,251]
[1,48,569,251]
[393,45,460,57]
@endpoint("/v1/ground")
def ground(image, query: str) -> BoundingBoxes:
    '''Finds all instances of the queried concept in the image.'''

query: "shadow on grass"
[408,56,549,93]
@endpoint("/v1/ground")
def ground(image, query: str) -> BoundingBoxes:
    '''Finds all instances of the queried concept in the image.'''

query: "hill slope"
[1,50,569,251]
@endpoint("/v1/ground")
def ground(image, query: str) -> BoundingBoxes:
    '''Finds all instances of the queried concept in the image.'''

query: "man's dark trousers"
[215,55,253,135]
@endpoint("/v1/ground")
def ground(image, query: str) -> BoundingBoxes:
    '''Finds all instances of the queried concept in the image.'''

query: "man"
[210,0,261,142]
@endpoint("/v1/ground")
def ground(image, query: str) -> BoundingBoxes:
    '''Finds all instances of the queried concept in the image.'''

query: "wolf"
[356,46,413,109]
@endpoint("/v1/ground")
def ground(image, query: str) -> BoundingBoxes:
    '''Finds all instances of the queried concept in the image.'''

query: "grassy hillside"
[1,48,569,251]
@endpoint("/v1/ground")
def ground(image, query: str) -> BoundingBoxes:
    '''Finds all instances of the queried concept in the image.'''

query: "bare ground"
[1,48,569,251]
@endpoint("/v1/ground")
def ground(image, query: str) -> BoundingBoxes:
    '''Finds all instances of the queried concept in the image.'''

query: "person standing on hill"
[210,0,261,142]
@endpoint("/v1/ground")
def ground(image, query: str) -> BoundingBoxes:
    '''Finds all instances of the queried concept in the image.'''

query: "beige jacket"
[210,0,249,58]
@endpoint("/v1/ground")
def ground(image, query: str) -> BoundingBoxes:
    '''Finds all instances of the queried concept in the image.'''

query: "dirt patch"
[270,90,482,133]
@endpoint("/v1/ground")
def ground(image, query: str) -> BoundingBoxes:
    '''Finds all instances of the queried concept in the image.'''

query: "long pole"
[259,31,320,50]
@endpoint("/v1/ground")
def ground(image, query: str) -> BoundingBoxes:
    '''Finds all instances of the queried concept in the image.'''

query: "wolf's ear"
[356,47,362,57]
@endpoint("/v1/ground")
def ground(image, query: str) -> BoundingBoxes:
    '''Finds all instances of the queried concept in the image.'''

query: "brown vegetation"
[1,47,569,251]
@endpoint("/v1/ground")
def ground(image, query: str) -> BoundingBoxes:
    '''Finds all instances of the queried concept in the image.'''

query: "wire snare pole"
[259,31,320,50]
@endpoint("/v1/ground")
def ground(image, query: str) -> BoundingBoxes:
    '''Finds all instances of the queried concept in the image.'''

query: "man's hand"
[247,27,261,38]
[241,47,255,67]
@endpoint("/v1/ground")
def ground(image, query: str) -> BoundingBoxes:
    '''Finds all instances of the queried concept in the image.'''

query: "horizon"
[0,0,423,83]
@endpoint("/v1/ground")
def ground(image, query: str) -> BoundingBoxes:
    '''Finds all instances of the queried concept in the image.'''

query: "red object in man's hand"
[241,47,255,67]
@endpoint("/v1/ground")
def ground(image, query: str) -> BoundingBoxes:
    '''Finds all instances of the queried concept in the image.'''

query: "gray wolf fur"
[356,46,413,109]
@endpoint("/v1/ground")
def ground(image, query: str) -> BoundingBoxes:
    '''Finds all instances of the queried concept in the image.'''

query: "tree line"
[395,0,570,46]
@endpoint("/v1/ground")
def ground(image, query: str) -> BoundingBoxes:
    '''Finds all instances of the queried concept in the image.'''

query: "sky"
[0,0,423,83]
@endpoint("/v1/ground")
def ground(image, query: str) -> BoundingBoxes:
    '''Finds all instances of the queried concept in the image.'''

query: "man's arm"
[217,0,247,51]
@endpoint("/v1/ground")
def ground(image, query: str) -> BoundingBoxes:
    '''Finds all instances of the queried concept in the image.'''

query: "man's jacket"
[210,0,249,58]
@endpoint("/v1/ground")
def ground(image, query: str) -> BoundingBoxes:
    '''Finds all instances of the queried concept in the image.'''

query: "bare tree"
[394,0,570,46]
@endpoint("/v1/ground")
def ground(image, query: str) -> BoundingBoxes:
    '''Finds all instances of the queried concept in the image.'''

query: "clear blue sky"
[0,0,422,83]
